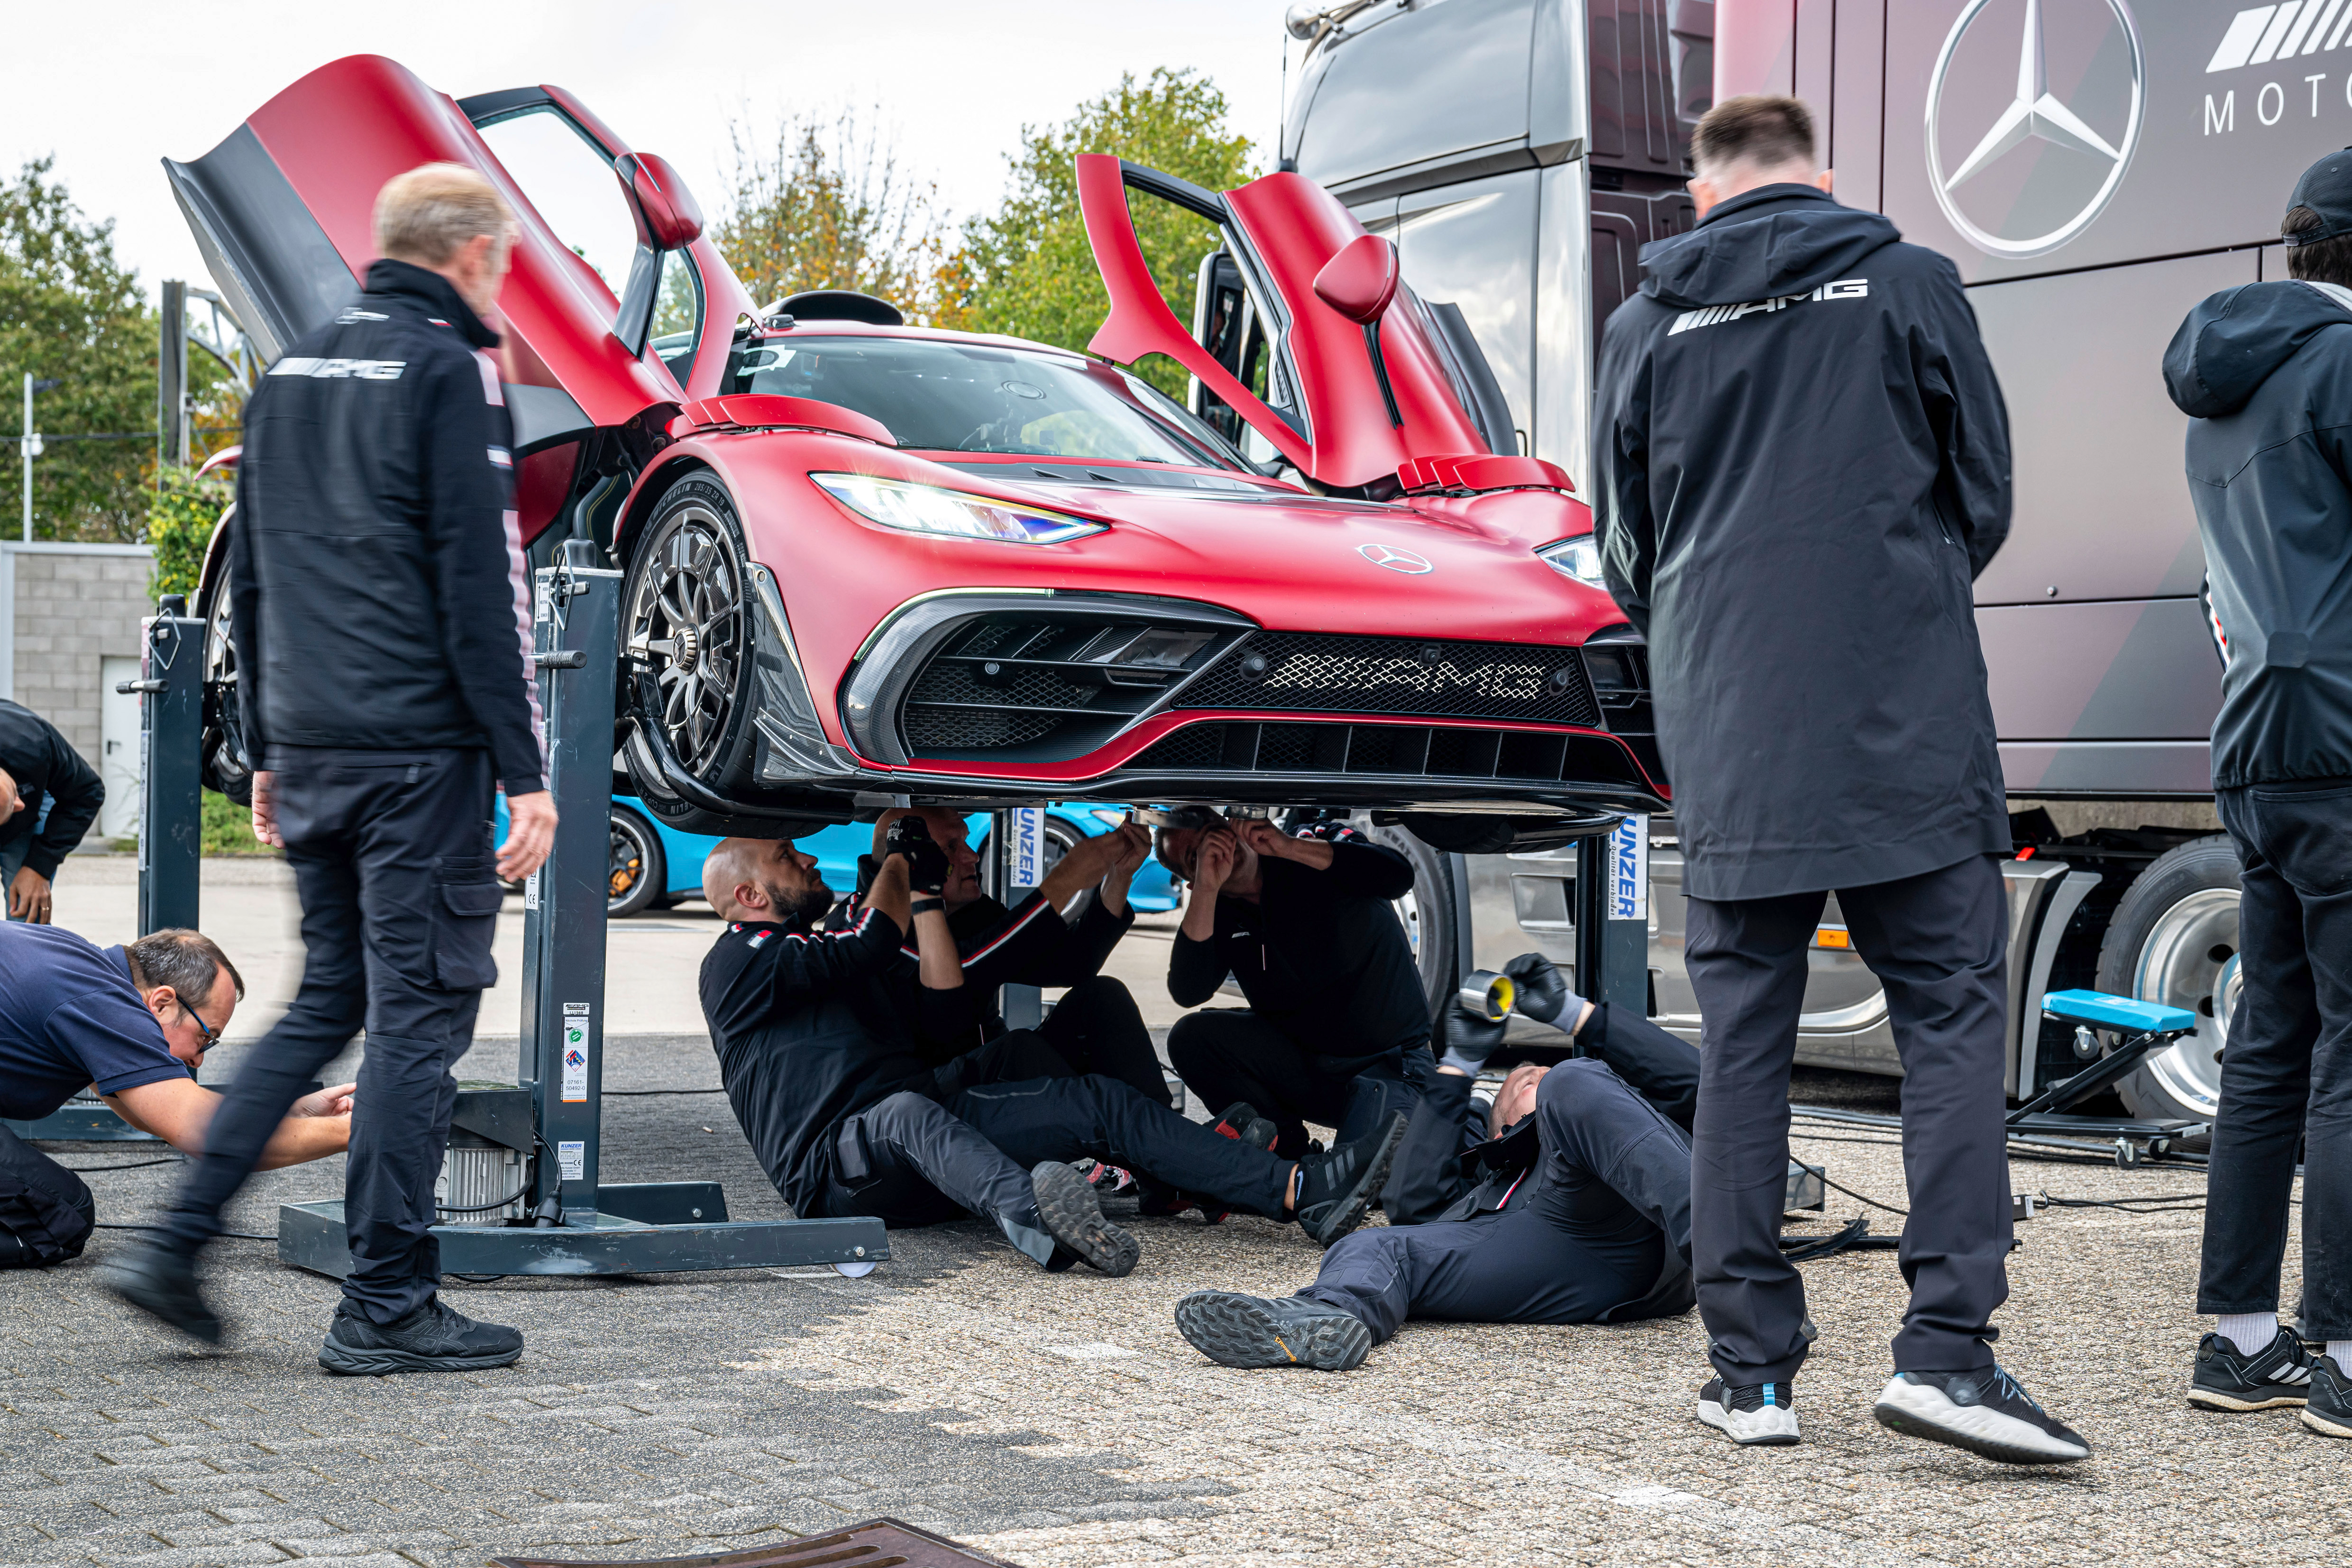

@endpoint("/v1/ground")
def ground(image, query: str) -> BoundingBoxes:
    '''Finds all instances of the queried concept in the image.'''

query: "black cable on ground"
[1820,1173,1909,1216]
[92,1222,275,1241]
[603,1088,726,1096]
[2039,1191,2209,1213]
[59,1157,186,1172]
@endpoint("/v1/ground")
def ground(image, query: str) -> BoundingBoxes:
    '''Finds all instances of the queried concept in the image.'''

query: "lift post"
[4,599,201,1144]
[988,806,1046,1029]
[277,546,887,1278]
[1573,812,1650,1019]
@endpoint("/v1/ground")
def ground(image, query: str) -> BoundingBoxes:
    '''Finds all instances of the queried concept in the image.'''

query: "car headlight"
[811,472,1106,544]
[1536,535,1607,589]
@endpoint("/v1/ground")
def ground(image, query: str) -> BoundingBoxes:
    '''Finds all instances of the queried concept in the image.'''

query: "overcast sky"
[1,0,1300,305]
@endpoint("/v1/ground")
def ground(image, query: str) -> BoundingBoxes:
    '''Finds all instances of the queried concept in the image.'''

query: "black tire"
[2094,834,2243,1126]
[607,806,668,919]
[196,551,254,807]
[622,477,759,796]
[1362,815,1458,1024]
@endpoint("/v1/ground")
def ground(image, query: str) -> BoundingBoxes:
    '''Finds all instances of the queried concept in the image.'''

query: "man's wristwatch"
[911,897,946,916]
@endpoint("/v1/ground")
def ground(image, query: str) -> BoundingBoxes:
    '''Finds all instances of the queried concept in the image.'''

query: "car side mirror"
[618,152,704,249]
[1312,233,1399,325]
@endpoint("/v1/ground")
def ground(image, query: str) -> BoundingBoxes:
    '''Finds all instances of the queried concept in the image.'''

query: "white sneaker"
[1695,1375,1801,1445]
[1874,1367,2090,1465]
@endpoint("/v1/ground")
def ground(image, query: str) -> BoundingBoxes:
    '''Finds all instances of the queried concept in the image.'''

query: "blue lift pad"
[2042,989,2197,1036]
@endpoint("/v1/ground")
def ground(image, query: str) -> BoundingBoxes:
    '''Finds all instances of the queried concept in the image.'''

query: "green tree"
[147,466,231,601]
[958,69,1257,396]
[0,158,157,542]
[715,111,968,328]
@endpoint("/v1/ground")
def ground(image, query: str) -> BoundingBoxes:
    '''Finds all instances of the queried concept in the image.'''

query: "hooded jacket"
[2162,279,2352,787]
[0,699,102,880]
[1592,185,2013,900]
[229,260,544,792]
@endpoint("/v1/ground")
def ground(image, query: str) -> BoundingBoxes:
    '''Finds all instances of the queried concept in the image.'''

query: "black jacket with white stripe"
[229,259,544,793]
[1592,184,2013,900]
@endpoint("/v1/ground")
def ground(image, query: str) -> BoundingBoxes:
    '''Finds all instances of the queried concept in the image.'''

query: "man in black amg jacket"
[107,165,554,1376]
[1158,815,1430,1159]
[0,698,104,924]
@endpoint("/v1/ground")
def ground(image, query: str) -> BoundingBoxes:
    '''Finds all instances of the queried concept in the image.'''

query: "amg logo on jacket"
[1668,279,1869,336]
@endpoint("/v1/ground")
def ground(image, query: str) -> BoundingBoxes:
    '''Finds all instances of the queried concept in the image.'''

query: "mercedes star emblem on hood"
[1358,543,1434,574]
[1927,0,2144,260]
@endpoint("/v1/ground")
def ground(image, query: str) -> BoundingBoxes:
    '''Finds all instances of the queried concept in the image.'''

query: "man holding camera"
[699,824,1409,1275]
[1172,954,1697,1370]
[1156,814,1431,1159]
[860,808,1164,1107]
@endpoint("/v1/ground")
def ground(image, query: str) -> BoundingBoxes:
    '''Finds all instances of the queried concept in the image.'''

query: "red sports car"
[169,56,1662,852]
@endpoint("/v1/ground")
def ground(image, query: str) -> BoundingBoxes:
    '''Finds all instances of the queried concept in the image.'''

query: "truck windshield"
[726,335,1247,469]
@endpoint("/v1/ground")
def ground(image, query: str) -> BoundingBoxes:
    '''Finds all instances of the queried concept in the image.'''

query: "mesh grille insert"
[905,706,1067,750]
[1124,720,1647,792]
[1180,633,1600,726]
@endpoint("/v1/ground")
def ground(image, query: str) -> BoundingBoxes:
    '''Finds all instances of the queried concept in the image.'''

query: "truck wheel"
[1363,816,1458,1024]
[2094,834,2243,1127]
[608,806,668,919]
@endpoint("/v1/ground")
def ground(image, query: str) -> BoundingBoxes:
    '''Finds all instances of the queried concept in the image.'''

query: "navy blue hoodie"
[1591,185,2013,900]
[2163,280,2352,788]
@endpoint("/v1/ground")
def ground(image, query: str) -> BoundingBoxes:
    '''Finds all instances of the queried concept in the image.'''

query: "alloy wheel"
[2129,887,2238,1120]
[627,504,747,776]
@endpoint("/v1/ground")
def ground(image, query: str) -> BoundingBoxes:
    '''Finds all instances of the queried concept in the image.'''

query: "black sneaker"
[1137,1187,1230,1224]
[1291,1112,1408,1247]
[2302,1354,2352,1439]
[1174,1290,1372,1371]
[1695,1376,1800,1446]
[1875,1366,2090,1464]
[2190,1327,2315,1412]
[1031,1160,1139,1277]
[1211,1101,1279,1152]
[99,1240,221,1345]
[318,1297,522,1375]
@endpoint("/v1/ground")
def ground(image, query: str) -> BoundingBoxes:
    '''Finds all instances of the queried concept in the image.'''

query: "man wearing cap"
[2163,149,2352,1440]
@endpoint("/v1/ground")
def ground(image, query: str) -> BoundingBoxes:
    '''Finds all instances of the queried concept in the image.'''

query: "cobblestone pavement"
[0,1035,2320,1568]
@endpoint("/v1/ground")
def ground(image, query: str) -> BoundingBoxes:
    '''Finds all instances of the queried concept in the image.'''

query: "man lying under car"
[697,831,1408,1275]
[1173,954,1697,1370]
[0,925,353,1270]
[854,807,1166,1108]
[1156,813,1433,1159]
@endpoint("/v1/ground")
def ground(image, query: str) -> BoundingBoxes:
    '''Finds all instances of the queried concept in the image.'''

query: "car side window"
[646,248,703,383]
[476,109,639,316]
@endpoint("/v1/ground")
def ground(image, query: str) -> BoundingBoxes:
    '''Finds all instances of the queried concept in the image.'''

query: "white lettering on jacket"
[1666,278,1870,336]
[268,358,407,379]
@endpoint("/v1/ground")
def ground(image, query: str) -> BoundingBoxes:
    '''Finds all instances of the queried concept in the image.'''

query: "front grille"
[1122,720,1651,791]
[1180,633,1601,727]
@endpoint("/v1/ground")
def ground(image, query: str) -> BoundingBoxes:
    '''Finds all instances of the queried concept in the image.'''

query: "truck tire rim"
[2131,887,2238,1118]
[629,504,744,774]
[1393,887,1422,963]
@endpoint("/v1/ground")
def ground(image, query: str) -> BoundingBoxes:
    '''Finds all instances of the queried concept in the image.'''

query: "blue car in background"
[497,796,1179,918]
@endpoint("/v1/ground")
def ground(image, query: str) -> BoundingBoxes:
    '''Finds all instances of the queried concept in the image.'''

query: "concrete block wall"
[0,542,157,837]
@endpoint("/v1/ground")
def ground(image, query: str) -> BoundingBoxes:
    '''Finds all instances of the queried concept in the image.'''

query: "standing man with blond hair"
[1593,96,2087,1462]
[106,164,556,1375]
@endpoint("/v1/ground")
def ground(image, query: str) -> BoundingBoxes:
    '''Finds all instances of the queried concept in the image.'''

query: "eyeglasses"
[175,996,221,1055]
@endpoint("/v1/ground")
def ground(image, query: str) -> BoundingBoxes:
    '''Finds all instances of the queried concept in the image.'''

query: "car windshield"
[726,335,1249,469]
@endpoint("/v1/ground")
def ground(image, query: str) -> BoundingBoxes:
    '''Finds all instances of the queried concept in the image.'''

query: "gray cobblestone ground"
[0,1035,2321,1568]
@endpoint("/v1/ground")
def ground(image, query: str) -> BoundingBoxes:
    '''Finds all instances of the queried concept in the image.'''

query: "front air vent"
[1120,720,1653,792]
[895,610,1245,762]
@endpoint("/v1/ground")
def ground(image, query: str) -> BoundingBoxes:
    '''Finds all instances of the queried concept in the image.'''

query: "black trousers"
[160,748,503,1323]
[1685,853,2012,1382]
[1166,1009,1424,1158]
[932,978,1168,1108]
[1300,1058,1682,1339]
[809,1074,1295,1264]
[0,1123,94,1269]
[2203,780,2352,1338]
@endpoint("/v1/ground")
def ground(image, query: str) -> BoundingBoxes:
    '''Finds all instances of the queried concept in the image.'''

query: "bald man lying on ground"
[1,925,353,1271]
[696,832,1409,1274]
